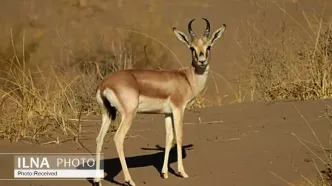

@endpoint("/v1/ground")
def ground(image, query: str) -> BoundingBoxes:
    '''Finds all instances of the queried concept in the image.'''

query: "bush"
[247,13,332,101]
[0,33,134,142]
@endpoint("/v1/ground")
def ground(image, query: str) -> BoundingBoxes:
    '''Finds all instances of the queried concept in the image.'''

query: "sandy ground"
[0,99,331,186]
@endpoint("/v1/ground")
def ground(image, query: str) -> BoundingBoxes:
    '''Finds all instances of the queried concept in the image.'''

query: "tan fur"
[99,66,205,111]
[93,18,226,186]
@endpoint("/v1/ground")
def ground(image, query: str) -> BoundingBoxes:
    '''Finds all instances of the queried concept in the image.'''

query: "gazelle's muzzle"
[197,53,208,65]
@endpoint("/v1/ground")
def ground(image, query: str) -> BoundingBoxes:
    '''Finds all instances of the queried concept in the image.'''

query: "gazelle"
[94,18,226,186]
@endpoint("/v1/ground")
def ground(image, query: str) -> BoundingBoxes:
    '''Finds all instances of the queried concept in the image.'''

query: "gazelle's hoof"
[93,181,101,186]
[161,172,168,179]
[179,171,189,178]
[125,180,136,186]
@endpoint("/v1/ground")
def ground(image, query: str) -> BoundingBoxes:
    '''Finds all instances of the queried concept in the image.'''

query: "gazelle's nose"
[198,55,207,64]
[198,60,206,65]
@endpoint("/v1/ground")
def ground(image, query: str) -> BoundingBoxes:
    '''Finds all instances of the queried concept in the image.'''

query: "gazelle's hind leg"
[105,88,139,186]
[114,112,136,186]
[161,113,174,179]
[94,90,112,185]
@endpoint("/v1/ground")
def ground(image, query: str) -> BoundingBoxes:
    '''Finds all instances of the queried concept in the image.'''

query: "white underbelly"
[137,96,171,114]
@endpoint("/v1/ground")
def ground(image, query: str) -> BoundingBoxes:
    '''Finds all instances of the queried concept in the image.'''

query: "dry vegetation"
[243,3,332,102]
[0,1,172,142]
[0,0,241,143]
[0,31,131,142]
[0,1,331,143]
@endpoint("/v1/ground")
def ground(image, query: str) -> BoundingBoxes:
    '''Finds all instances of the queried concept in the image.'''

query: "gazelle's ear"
[173,27,191,48]
[209,24,226,46]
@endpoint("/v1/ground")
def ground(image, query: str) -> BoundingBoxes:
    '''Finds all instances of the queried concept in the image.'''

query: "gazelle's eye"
[207,46,211,51]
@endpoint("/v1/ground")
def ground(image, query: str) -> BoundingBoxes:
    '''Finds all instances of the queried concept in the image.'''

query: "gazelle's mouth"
[197,63,208,68]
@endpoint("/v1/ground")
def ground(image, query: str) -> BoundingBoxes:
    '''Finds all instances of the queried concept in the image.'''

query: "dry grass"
[0,0,189,143]
[4,0,332,144]
[242,1,332,102]
[0,27,136,142]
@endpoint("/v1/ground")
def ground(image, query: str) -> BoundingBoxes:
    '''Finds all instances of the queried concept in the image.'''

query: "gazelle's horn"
[202,18,210,38]
[188,19,196,40]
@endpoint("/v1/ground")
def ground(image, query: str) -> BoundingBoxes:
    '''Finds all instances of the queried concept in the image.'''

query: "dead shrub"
[246,14,332,101]
[0,32,134,142]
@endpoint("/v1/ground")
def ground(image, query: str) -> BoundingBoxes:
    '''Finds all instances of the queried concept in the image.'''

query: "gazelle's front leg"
[161,114,174,179]
[172,108,189,178]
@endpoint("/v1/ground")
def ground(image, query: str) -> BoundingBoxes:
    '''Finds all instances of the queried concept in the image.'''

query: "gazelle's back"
[99,69,192,114]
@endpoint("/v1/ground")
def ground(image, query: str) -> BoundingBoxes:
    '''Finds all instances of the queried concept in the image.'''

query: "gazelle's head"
[173,18,226,68]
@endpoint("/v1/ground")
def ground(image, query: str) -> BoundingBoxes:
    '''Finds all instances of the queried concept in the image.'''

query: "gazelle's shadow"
[84,144,194,186]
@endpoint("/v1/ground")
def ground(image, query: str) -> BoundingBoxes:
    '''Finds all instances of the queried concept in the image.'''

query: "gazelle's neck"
[187,62,209,97]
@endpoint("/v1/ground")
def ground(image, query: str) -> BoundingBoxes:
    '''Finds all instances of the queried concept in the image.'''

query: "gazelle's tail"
[101,96,117,121]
